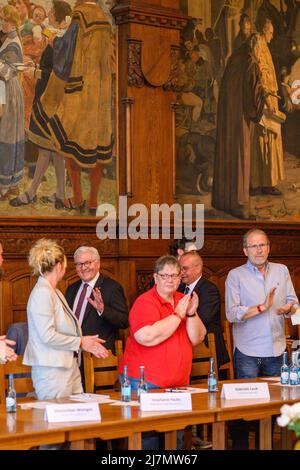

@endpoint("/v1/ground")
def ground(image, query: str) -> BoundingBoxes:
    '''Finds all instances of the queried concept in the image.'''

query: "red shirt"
[119,286,192,387]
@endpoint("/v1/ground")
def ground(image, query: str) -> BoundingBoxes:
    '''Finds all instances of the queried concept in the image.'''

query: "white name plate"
[140,393,192,412]
[45,402,101,423]
[221,382,270,400]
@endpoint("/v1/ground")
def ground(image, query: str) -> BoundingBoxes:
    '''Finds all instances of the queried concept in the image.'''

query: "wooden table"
[0,396,215,450]
[194,378,300,450]
[0,379,298,450]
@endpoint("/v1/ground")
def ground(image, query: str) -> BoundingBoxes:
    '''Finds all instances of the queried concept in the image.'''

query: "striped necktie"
[74,283,88,319]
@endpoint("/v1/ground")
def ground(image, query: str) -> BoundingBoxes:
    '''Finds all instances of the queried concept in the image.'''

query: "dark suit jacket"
[65,275,129,353]
[180,278,229,366]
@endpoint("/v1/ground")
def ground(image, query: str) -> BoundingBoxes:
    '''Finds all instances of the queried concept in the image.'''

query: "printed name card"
[140,393,192,412]
[45,402,101,423]
[221,382,270,400]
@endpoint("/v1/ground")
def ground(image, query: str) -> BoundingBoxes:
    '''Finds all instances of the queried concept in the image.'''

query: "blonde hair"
[29,238,66,276]
[1,5,21,28]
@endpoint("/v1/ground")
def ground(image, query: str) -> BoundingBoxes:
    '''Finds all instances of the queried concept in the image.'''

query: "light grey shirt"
[225,260,298,357]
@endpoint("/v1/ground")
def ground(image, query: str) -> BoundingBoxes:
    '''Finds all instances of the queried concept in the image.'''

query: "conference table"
[0,378,298,450]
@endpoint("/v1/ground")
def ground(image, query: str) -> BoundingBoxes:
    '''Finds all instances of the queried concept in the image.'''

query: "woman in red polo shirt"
[119,255,206,389]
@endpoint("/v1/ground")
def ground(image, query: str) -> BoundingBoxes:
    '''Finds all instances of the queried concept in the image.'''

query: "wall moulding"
[112,1,187,30]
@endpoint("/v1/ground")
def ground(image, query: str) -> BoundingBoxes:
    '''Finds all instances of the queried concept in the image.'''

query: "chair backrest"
[6,322,28,355]
[0,356,34,404]
[219,320,235,380]
[84,340,122,393]
[190,333,218,384]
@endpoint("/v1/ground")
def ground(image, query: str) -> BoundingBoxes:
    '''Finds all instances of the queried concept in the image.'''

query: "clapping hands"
[88,287,104,313]
[81,335,108,358]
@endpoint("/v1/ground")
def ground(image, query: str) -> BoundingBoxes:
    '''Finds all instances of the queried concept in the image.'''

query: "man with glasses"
[65,246,128,354]
[226,228,299,449]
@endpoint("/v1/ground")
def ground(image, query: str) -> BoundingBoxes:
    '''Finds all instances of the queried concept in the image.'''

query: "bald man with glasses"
[65,246,128,355]
[226,228,299,449]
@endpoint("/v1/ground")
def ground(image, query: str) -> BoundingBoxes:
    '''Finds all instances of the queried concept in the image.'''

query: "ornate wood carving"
[163,46,181,91]
[127,40,144,87]
[112,3,186,30]
[128,40,180,90]
[136,271,153,294]
[115,13,185,29]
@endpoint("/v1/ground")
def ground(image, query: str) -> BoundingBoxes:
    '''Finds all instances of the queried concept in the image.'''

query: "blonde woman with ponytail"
[0,5,25,200]
[23,238,108,400]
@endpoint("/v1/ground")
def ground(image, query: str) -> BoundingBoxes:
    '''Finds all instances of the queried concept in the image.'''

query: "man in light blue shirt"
[226,228,299,449]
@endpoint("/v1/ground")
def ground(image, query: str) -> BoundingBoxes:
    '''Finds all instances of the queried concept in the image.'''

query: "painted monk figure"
[212,36,266,219]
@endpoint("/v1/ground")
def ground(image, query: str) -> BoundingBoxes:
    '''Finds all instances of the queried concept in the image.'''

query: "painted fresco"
[177,0,300,220]
[0,0,117,217]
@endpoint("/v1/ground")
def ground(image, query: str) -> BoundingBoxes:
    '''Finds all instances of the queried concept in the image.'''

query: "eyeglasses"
[246,243,269,250]
[157,273,180,280]
[74,259,98,269]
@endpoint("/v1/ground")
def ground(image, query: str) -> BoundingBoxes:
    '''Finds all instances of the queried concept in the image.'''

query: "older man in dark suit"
[65,246,128,354]
[179,251,229,367]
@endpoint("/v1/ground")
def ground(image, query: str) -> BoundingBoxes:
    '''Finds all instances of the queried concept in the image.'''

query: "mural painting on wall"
[177,0,300,220]
[0,0,117,217]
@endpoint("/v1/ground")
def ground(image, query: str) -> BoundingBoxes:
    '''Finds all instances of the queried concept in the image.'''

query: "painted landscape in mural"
[0,0,116,217]
[177,0,300,220]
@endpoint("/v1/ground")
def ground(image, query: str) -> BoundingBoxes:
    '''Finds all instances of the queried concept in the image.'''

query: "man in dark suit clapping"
[65,246,129,354]
[179,251,229,368]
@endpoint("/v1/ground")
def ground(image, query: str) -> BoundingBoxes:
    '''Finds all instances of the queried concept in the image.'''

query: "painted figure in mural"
[10,0,72,209]
[256,0,285,37]
[24,0,113,215]
[0,5,25,200]
[250,19,285,196]
[212,35,266,219]
[15,0,48,129]
[233,13,252,51]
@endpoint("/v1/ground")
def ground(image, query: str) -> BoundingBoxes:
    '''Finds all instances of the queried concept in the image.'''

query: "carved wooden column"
[112,0,186,208]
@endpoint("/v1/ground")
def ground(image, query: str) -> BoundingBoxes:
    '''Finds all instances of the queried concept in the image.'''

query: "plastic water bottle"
[290,352,299,386]
[6,374,16,413]
[137,365,148,401]
[121,365,131,402]
[208,357,218,392]
[280,351,290,385]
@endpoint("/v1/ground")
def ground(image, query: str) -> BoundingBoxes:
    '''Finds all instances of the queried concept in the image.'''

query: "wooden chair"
[83,340,123,393]
[0,355,34,404]
[219,320,235,380]
[82,341,123,450]
[184,334,218,449]
[190,333,218,384]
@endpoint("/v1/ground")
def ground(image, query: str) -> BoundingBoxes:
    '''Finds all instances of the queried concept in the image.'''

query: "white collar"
[81,272,100,289]
[186,276,202,292]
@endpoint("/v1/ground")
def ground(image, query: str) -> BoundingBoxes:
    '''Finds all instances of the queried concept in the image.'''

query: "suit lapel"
[67,281,81,309]
[55,289,82,335]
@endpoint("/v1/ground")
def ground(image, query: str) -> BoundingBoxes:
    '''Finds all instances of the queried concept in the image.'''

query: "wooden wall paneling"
[113,0,186,209]
[1,221,300,335]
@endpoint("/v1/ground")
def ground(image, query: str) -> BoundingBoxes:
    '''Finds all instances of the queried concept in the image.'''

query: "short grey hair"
[154,255,180,274]
[243,229,270,248]
[74,246,100,260]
